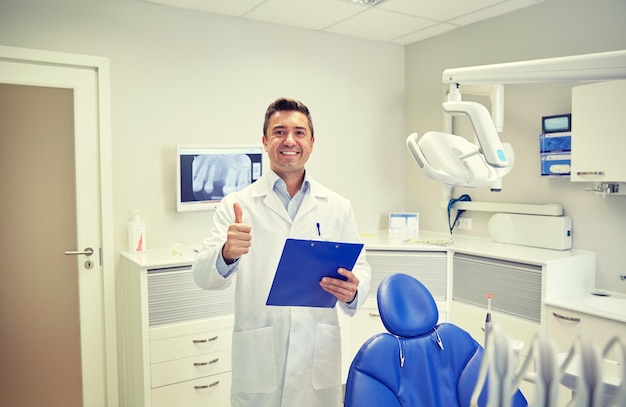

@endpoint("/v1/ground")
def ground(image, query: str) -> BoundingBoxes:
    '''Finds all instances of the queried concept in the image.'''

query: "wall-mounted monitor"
[177,144,264,212]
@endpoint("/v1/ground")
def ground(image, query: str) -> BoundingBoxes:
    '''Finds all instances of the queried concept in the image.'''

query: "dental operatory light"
[407,50,626,211]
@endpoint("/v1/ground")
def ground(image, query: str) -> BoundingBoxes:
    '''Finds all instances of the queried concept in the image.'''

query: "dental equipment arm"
[406,131,498,188]
[442,50,626,85]
[443,100,508,167]
[408,49,626,191]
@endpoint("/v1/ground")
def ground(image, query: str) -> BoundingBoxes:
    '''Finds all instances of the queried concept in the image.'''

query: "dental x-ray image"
[176,144,263,212]
[191,154,252,200]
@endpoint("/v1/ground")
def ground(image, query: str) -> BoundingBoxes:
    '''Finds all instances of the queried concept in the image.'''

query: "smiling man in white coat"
[193,97,372,407]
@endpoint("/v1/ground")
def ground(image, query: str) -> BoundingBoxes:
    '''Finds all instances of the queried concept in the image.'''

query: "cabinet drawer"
[450,301,539,403]
[449,301,539,358]
[151,349,231,388]
[151,372,231,407]
[546,305,626,360]
[545,306,626,407]
[150,327,233,364]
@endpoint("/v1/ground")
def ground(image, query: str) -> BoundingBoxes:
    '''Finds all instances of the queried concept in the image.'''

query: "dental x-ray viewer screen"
[177,144,263,211]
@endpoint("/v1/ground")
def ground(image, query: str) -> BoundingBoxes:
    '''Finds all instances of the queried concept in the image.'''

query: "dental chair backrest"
[343,273,528,407]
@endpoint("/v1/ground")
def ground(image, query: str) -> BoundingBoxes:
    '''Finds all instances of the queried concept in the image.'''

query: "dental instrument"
[512,332,560,407]
[559,336,605,407]
[485,293,493,344]
[602,336,626,407]
[470,323,519,407]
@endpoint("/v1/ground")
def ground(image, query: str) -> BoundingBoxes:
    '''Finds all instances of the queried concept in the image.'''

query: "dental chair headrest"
[377,273,439,338]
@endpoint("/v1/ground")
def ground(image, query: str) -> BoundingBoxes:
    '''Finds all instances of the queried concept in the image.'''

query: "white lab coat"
[193,173,371,407]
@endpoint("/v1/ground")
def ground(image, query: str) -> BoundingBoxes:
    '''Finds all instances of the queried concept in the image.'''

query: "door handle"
[64,247,94,256]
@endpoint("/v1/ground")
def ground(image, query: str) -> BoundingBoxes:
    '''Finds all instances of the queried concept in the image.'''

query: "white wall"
[3,0,625,293]
[0,0,405,256]
[405,0,626,293]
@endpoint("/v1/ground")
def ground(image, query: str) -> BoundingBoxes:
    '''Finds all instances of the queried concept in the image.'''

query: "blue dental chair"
[344,273,528,407]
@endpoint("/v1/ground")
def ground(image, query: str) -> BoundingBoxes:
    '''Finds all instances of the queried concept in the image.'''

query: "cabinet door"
[571,79,626,182]
[545,305,626,407]
[546,305,626,361]
[452,254,542,323]
[449,301,539,352]
[450,301,539,404]
[344,298,386,369]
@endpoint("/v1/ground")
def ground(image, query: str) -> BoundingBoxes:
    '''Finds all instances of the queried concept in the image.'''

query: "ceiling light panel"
[147,0,266,16]
[392,23,457,45]
[377,0,503,21]
[245,0,369,30]
[450,0,540,26]
[326,8,435,41]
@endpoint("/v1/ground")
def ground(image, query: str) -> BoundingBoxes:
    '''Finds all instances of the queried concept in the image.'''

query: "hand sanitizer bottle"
[128,209,146,252]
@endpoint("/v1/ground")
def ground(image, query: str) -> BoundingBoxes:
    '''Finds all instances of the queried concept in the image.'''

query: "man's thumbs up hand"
[222,202,252,264]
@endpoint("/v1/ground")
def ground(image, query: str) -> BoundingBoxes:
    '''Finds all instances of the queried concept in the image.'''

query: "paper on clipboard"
[266,238,364,308]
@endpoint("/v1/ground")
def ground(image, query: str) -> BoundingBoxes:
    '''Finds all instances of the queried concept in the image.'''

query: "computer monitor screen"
[177,144,264,212]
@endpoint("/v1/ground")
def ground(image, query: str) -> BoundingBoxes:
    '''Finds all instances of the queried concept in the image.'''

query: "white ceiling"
[147,0,546,45]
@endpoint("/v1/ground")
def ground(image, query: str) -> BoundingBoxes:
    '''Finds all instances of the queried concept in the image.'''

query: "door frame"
[0,45,118,405]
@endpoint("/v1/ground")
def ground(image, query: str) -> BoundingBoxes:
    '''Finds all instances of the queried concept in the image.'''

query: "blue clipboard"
[266,238,364,308]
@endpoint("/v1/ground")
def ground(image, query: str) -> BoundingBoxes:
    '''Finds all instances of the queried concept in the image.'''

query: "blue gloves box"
[540,132,571,177]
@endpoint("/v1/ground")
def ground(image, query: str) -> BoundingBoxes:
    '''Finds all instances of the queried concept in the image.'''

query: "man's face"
[263,110,315,177]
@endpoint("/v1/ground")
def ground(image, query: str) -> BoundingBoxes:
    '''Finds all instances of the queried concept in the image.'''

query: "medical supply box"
[540,114,572,177]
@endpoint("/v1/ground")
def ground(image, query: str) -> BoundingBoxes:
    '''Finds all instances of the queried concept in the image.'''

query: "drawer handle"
[552,311,581,323]
[193,358,219,367]
[194,380,220,390]
[193,335,218,344]
[368,312,380,318]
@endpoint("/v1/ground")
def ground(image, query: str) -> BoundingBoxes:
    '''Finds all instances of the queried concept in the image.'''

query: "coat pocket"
[312,322,342,389]
[232,326,277,393]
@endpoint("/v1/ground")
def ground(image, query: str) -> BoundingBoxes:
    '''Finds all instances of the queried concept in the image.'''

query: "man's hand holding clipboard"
[266,238,364,308]
[222,202,362,308]
[319,267,359,304]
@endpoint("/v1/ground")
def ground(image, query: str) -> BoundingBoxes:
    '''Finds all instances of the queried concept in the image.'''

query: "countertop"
[122,231,624,323]
[544,291,626,323]
[359,230,626,324]
[359,230,594,266]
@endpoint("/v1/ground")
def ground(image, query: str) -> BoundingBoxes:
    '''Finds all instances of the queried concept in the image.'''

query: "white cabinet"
[448,248,595,350]
[366,249,448,303]
[450,253,543,340]
[450,253,544,400]
[545,305,626,406]
[119,249,235,407]
[447,248,595,402]
[546,304,626,360]
[571,79,626,183]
